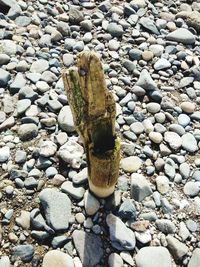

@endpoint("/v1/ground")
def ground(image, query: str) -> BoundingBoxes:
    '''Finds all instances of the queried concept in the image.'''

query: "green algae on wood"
[62,51,120,198]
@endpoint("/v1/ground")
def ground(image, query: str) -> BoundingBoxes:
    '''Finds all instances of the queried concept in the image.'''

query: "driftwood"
[62,51,120,198]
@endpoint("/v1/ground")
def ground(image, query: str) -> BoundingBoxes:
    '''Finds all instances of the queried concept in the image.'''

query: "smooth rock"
[156,176,170,194]
[72,230,103,267]
[135,247,172,267]
[188,248,200,267]
[182,133,198,153]
[121,156,142,173]
[106,214,136,250]
[166,235,188,260]
[84,190,100,215]
[0,146,10,162]
[108,253,123,267]
[131,173,153,201]
[166,28,195,44]
[11,245,34,263]
[18,123,38,141]
[136,69,157,91]
[58,106,75,132]
[42,250,74,267]
[39,188,71,231]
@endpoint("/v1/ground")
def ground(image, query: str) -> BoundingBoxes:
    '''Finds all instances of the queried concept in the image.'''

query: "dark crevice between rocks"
[0,2,10,15]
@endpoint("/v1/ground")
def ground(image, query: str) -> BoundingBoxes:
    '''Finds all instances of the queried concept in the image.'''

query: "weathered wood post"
[62,51,120,198]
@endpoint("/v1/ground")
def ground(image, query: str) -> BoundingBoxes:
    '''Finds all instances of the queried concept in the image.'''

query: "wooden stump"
[62,51,120,198]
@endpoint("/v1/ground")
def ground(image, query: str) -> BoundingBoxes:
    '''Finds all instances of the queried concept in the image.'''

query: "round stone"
[42,250,74,267]
[142,51,154,61]
[180,102,195,113]
[184,182,200,197]
[149,132,163,144]
[156,176,170,194]
[121,156,142,173]
[146,103,161,114]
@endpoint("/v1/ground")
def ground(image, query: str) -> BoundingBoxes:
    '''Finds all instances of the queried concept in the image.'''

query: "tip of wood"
[89,180,115,198]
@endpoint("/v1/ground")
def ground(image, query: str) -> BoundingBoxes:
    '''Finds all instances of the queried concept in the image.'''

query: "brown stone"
[130,220,150,232]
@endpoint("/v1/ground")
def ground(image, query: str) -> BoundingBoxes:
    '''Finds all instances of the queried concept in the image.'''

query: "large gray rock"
[166,235,188,260]
[39,188,71,231]
[155,219,176,234]
[58,106,75,132]
[72,230,103,267]
[135,247,172,267]
[131,173,153,202]
[106,214,136,250]
[166,28,195,44]
[188,248,200,267]
[30,59,49,73]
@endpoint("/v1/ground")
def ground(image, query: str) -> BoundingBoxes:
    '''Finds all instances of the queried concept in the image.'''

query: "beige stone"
[42,250,74,267]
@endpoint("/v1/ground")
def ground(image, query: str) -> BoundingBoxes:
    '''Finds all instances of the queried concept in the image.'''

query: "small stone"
[135,247,172,267]
[136,69,157,91]
[42,250,74,267]
[183,182,200,197]
[149,132,163,144]
[142,51,153,61]
[0,146,10,163]
[18,123,38,141]
[0,68,10,87]
[15,210,30,230]
[164,132,182,150]
[84,190,100,215]
[166,235,188,260]
[156,176,170,194]
[30,59,49,73]
[11,245,34,263]
[107,23,124,37]
[106,214,136,250]
[63,54,74,67]
[182,133,198,153]
[146,103,161,114]
[61,181,85,200]
[156,219,176,234]
[154,58,171,70]
[121,156,142,173]
[130,173,153,202]
[181,102,195,113]
[118,199,136,220]
[179,222,190,241]
[108,253,123,267]
[39,141,57,157]
[139,17,159,35]
[58,106,75,132]
[166,28,195,44]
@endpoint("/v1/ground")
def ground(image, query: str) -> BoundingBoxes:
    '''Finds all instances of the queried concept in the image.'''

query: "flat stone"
[17,99,31,115]
[156,219,176,234]
[58,106,75,132]
[164,132,182,150]
[166,28,195,44]
[135,247,172,267]
[181,102,195,113]
[30,59,49,73]
[15,210,30,230]
[107,23,124,37]
[130,173,153,202]
[139,17,159,35]
[182,133,198,153]
[149,132,163,144]
[72,230,103,267]
[42,250,74,267]
[118,199,136,220]
[61,181,85,200]
[146,103,161,114]
[15,15,31,27]
[18,123,38,141]
[39,188,71,231]
[84,190,100,215]
[106,214,136,250]
[154,58,171,70]
[166,235,188,260]
[121,156,142,173]
[11,245,34,263]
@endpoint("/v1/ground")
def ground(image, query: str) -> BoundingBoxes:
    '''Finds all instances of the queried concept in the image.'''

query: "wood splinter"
[62,51,120,198]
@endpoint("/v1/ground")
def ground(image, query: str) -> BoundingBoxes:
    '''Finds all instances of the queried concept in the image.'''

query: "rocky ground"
[0,0,200,266]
